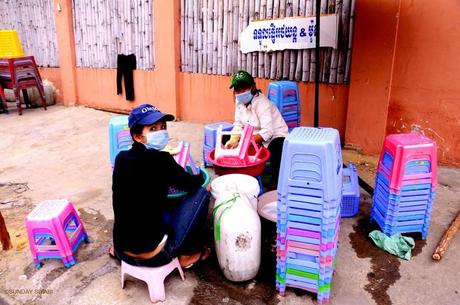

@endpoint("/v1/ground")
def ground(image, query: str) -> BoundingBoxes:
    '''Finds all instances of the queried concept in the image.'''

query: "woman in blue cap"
[227,70,288,189]
[110,104,210,269]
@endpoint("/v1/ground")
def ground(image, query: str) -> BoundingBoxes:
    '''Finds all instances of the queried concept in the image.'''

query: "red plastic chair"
[0,56,47,115]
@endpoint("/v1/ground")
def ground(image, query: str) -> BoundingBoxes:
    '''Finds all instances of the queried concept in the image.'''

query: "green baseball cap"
[229,70,255,89]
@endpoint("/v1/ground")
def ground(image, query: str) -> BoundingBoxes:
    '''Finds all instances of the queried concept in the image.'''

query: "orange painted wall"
[345,0,400,154]
[178,72,349,139]
[385,1,460,166]
[75,68,173,114]
[38,68,63,102]
[53,0,78,106]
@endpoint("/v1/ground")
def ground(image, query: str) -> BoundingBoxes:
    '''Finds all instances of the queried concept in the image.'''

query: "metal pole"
[314,0,321,127]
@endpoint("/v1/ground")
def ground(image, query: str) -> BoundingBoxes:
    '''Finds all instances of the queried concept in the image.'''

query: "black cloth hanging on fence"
[116,54,136,101]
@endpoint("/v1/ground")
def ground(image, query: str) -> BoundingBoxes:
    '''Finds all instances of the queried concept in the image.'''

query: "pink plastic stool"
[121,258,185,303]
[377,133,438,190]
[172,141,201,175]
[214,124,262,166]
[25,200,89,268]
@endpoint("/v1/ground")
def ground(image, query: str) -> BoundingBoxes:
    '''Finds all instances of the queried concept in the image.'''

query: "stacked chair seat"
[267,81,300,131]
[370,133,437,239]
[109,116,133,169]
[276,127,342,304]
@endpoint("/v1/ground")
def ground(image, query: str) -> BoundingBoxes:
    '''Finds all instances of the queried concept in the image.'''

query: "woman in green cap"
[226,70,288,189]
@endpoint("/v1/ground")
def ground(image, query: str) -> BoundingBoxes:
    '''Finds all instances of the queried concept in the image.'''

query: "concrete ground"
[0,105,459,305]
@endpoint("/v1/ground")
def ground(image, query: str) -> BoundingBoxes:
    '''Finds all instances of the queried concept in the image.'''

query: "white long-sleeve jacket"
[233,93,288,147]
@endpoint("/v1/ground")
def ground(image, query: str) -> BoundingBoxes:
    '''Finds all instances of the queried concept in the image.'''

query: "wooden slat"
[0,0,59,67]
[177,0,355,83]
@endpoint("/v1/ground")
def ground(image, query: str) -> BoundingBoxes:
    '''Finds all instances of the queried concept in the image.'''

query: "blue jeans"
[115,187,210,267]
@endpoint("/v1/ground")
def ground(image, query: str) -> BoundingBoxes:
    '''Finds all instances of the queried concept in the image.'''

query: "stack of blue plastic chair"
[203,122,233,167]
[109,116,133,168]
[341,163,360,218]
[276,127,342,304]
[267,81,300,131]
[370,133,437,239]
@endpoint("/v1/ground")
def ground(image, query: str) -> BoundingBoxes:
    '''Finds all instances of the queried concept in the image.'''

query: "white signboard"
[240,15,339,54]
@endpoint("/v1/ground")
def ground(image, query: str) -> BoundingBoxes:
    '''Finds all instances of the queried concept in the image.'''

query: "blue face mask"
[144,130,169,150]
[235,90,254,105]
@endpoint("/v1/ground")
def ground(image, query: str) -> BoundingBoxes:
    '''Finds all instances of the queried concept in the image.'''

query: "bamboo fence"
[0,0,59,67]
[72,0,154,70]
[181,0,355,83]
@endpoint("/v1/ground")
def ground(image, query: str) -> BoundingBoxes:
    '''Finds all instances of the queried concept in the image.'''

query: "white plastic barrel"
[210,174,259,210]
[213,192,261,281]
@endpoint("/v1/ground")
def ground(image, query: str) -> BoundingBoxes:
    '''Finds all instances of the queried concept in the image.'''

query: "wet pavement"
[0,105,459,305]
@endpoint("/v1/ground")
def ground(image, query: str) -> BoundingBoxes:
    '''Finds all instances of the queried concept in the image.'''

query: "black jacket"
[112,142,202,254]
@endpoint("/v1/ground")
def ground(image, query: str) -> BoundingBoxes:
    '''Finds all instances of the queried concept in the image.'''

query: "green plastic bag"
[369,230,415,260]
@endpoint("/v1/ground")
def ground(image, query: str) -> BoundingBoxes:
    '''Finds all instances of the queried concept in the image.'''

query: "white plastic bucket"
[257,190,277,222]
[211,174,259,210]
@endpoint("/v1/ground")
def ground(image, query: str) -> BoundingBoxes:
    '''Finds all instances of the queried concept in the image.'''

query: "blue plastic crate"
[109,116,133,166]
[341,163,360,217]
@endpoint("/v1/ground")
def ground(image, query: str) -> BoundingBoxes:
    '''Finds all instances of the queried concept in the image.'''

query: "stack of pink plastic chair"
[25,200,89,268]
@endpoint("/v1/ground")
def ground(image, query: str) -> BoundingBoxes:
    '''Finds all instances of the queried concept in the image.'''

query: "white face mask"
[144,130,169,150]
[235,90,254,105]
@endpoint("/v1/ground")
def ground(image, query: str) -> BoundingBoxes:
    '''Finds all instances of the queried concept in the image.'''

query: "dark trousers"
[116,54,136,101]
[115,187,210,267]
[268,137,285,186]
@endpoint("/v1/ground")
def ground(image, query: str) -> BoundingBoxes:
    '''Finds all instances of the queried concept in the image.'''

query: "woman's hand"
[224,137,240,149]
[253,134,264,145]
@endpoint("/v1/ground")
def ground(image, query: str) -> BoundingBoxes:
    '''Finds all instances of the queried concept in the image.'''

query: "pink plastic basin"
[208,146,270,177]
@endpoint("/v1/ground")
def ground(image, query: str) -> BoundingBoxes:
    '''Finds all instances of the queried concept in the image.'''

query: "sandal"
[108,245,120,262]
[183,247,211,270]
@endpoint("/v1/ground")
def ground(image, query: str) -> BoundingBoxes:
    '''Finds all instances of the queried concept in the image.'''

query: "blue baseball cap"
[128,104,175,128]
